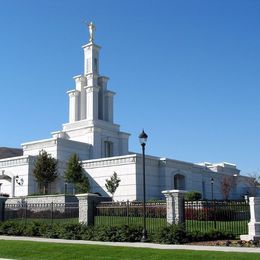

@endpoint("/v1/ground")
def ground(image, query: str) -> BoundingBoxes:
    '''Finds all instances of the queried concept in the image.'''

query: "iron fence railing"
[94,201,166,232]
[4,202,79,224]
[185,200,250,236]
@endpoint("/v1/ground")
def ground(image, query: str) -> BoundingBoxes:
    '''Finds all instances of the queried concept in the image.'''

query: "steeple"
[67,22,115,123]
[54,22,130,159]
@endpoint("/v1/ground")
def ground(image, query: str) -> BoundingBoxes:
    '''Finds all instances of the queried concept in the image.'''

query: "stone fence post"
[76,193,111,225]
[240,197,260,241]
[162,190,186,225]
[0,197,7,221]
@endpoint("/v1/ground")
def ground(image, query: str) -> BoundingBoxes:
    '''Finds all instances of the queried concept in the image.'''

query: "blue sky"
[0,0,259,175]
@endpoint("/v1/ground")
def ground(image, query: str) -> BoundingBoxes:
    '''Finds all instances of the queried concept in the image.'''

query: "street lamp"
[139,129,148,242]
[211,177,216,228]
[211,177,214,201]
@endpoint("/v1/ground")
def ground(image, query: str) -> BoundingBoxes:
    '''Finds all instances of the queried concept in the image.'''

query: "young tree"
[105,172,121,200]
[220,175,235,200]
[33,150,58,195]
[75,174,90,193]
[64,154,90,194]
[245,170,260,196]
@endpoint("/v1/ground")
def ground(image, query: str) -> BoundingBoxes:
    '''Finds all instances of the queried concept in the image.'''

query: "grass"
[0,240,258,260]
[94,216,248,235]
[185,220,248,234]
[95,216,166,232]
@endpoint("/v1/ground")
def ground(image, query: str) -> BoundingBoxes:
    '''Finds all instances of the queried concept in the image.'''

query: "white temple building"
[0,23,255,201]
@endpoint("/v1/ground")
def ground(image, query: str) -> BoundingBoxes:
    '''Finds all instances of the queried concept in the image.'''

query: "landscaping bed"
[187,240,260,247]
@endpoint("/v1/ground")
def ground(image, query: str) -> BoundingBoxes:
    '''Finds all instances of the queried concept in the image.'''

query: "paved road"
[0,235,259,253]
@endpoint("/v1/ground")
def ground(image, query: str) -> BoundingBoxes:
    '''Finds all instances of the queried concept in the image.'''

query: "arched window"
[174,174,185,190]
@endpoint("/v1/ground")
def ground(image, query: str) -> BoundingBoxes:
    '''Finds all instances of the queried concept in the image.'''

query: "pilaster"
[85,85,99,121]
[76,193,111,225]
[67,90,80,122]
[240,197,260,241]
[162,189,187,225]
[74,75,87,120]
[105,91,115,123]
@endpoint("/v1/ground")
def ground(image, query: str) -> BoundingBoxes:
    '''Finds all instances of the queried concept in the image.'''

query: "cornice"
[82,43,101,50]
[67,89,80,97]
[82,154,137,168]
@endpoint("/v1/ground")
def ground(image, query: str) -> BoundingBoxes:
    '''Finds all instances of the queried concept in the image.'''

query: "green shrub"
[0,221,235,244]
[153,224,188,244]
[185,191,202,201]
[57,223,85,240]
[0,221,24,236]
[23,221,46,237]
[187,229,235,242]
[92,225,142,242]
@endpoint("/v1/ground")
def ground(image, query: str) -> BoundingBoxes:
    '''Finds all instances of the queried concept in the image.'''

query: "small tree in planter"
[33,150,58,195]
[64,154,90,194]
[105,172,121,200]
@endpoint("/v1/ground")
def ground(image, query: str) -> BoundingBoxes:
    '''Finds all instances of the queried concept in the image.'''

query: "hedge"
[0,221,235,244]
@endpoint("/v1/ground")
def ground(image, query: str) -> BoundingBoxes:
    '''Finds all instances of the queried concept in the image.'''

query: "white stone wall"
[22,138,90,162]
[6,194,78,204]
[0,155,34,197]
[82,154,137,201]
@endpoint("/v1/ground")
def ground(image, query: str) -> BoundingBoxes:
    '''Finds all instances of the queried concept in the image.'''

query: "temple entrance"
[174,174,186,190]
[0,171,15,197]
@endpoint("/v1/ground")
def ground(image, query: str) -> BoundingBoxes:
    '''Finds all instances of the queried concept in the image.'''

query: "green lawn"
[0,240,258,260]
[95,216,166,232]
[94,216,248,235]
[186,220,248,234]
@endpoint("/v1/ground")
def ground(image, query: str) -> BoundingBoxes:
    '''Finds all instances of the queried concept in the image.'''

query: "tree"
[64,154,90,194]
[75,174,90,193]
[245,170,260,196]
[220,175,235,200]
[33,150,58,195]
[105,172,121,200]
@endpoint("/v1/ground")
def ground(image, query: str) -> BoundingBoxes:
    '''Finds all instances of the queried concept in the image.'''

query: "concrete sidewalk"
[0,235,259,253]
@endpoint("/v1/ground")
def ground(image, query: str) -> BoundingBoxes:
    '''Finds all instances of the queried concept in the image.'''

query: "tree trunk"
[43,183,48,195]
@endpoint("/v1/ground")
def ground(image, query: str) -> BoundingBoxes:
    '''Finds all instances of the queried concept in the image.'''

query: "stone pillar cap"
[162,189,187,194]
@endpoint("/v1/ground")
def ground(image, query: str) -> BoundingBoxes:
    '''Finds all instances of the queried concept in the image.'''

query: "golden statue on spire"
[88,21,95,43]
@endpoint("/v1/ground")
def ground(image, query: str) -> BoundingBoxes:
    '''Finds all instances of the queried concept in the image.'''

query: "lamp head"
[139,130,148,146]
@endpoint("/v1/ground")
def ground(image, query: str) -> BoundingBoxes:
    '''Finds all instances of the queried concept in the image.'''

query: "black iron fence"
[94,201,166,232]
[185,200,250,236]
[4,202,79,224]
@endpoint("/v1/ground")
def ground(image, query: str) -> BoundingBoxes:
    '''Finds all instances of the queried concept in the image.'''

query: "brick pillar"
[76,193,111,225]
[240,197,260,241]
[162,190,186,225]
[0,197,7,221]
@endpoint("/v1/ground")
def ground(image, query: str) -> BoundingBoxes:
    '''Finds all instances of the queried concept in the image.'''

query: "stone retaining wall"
[6,194,78,204]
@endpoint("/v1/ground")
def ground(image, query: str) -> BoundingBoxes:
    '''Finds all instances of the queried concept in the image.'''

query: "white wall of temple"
[82,154,138,201]
[0,156,35,197]
[135,156,161,201]
[22,138,90,161]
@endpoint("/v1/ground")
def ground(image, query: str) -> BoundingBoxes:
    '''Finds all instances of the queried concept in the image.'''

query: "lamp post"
[211,177,216,228]
[139,129,148,242]
[211,177,214,201]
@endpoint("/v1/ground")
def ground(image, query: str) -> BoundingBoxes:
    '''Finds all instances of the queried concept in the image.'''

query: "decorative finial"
[88,21,95,43]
